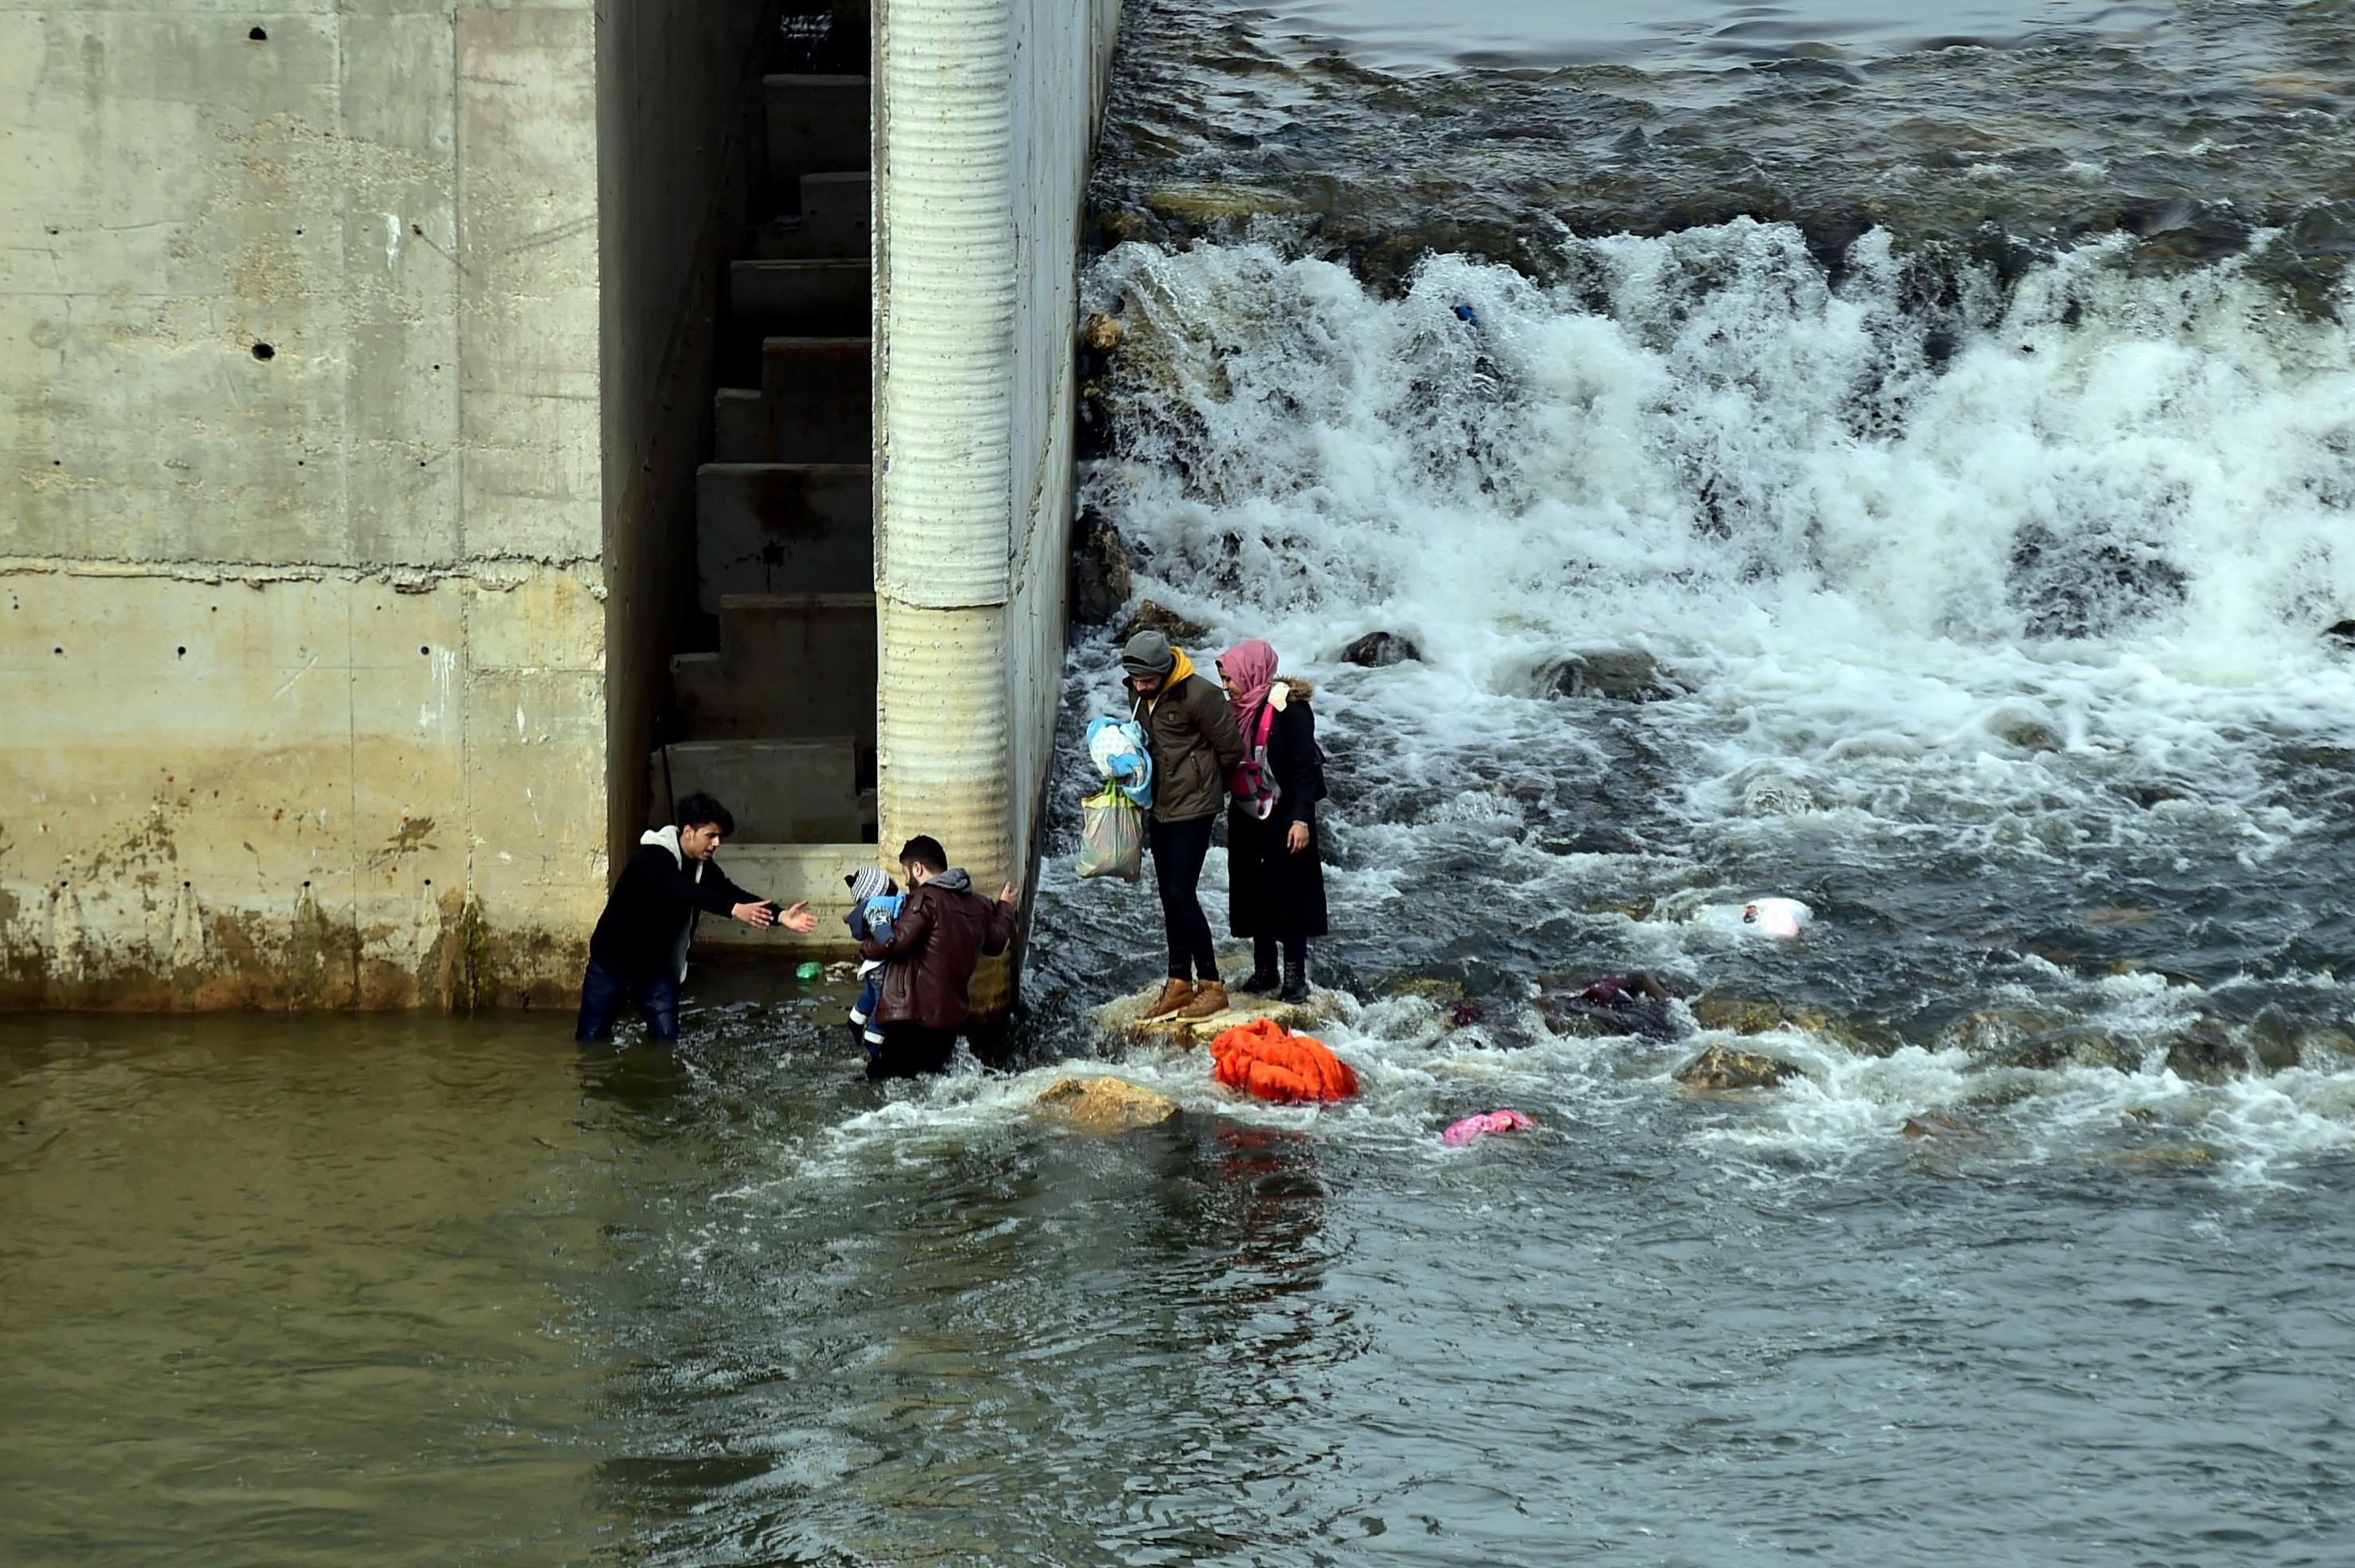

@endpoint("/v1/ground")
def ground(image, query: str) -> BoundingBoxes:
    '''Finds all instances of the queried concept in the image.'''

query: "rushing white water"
[1021,222,2355,1174]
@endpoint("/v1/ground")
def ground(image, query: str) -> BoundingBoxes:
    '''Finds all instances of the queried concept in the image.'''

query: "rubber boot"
[1138,978,1197,1021]
[1279,955,1310,1005]
[1179,980,1230,1021]
[1236,937,1280,995]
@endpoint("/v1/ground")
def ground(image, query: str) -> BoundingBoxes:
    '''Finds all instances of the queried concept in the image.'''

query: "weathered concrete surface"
[694,842,878,959]
[0,565,605,1009]
[1,1,774,1009]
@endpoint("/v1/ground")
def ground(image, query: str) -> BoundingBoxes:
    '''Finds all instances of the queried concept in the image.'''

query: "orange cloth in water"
[1209,1017,1358,1103]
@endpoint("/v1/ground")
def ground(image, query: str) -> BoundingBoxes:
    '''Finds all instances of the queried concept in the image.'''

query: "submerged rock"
[1095,206,1153,245]
[1070,508,1134,626]
[1993,1029,2134,1073]
[1143,183,1308,225]
[2009,524,2188,641]
[1081,313,1126,353]
[1538,650,1688,704]
[1342,630,1421,668]
[2164,1017,2251,1084]
[2295,1025,2355,1069]
[1900,1111,1980,1141]
[1992,716,2064,752]
[1118,598,1208,645]
[2246,1005,2308,1074]
[1929,1008,2065,1057]
[1382,978,1490,1033]
[1691,996,1894,1056]
[2102,1144,2216,1169]
[1034,1075,1180,1132]
[1675,1044,1801,1091]
[1739,775,1816,816]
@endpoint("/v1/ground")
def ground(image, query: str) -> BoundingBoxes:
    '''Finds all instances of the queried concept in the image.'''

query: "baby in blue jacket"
[844,866,905,1062]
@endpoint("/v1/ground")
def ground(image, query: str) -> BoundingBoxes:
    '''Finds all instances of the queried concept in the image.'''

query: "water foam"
[1046,223,2355,1174]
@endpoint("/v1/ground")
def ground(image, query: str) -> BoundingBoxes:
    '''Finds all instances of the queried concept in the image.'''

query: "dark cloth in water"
[1554,973,1678,1040]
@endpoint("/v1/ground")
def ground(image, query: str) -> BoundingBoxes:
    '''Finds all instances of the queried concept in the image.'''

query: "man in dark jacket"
[1123,629,1246,1021]
[575,792,816,1041]
[857,834,1020,1080]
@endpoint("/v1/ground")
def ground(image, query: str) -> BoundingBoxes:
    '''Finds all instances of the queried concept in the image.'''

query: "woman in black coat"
[1215,640,1328,1003]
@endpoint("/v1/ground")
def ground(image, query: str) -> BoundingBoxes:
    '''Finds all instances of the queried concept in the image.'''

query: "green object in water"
[795,961,825,983]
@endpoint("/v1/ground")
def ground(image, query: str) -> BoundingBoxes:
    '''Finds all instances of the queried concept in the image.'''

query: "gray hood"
[927,868,974,896]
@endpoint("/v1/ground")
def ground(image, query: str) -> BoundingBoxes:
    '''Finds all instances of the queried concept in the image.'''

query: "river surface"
[10,2,2355,1564]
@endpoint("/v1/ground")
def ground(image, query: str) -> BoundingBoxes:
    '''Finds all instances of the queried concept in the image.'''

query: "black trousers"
[574,959,680,1041]
[1150,814,1219,982]
[866,1023,958,1081]
[1252,933,1310,974]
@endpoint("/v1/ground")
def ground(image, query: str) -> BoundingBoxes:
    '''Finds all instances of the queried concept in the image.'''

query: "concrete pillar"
[872,0,1121,1014]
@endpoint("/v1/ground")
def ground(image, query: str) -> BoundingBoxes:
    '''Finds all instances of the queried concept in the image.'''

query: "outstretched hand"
[731,900,775,928]
[778,900,817,933]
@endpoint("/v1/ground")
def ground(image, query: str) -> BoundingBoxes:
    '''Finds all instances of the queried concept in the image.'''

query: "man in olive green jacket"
[1123,629,1247,1020]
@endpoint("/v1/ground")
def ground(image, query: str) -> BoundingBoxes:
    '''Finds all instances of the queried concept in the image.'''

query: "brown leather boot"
[1178,980,1229,1021]
[1138,978,1196,1021]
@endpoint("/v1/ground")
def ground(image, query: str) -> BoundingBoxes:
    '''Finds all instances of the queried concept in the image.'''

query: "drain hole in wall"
[249,25,267,41]
[176,646,186,657]
[420,645,430,656]
[252,343,276,361]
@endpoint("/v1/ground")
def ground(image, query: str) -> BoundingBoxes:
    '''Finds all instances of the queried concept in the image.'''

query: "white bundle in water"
[1742,897,1812,939]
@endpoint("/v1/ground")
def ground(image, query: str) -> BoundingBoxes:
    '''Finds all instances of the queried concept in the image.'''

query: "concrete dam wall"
[1,0,1121,1013]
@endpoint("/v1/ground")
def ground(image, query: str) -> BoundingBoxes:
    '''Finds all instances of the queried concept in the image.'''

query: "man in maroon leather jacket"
[856,834,1020,1080]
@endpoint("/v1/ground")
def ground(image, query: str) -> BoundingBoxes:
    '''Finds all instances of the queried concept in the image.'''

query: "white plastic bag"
[1076,787,1143,882]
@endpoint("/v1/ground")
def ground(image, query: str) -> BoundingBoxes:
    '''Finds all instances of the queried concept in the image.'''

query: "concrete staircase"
[666,6,878,962]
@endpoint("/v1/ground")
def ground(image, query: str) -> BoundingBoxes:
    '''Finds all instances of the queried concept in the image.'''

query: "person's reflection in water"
[573,1034,699,1131]
[1213,1123,1330,1295]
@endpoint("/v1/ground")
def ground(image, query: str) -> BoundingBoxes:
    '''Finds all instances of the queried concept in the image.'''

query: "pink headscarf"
[1217,639,1279,736]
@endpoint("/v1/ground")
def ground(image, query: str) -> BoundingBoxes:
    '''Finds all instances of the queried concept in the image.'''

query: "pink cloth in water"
[1441,1109,1537,1147]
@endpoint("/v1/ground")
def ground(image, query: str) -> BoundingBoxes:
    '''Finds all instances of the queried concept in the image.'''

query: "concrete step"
[764,74,868,186]
[694,841,881,960]
[751,172,871,260]
[695,461,871,613]
[649,736,867,845]
[709,338,871,463]
[713,389,765,464]
[730,259,868,337]
[670,592,877,744]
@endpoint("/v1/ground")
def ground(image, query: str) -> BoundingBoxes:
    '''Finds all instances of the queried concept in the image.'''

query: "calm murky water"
[11,1005,2355,1565]
[12,1,2355,1562]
